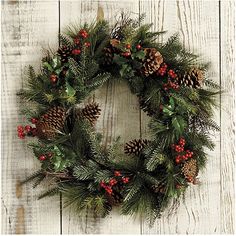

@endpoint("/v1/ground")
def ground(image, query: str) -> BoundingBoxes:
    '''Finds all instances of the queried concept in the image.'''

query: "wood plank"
[59,0,142,234]
[139,0,221,234]
[1,1,61,234]
[220,0,235,233]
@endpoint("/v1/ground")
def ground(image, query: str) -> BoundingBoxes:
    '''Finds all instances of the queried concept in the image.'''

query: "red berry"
[72,49,81,55]
[175,145,181,152]
[74,38,80,44]
[126,44,131,49]
[123,51,131,57]
[84,42,91,47]
[136,44,142,50]
[182,155,188,160]
[105,186,113,194]
[114,171,121,177]
[39,155,46,161]
[122,177,129,184]
[31,118,38,124]
[175,157,181,164]
[18,132,25,139]
[50,74,58,84]
[17,125,24,132]
[79,29,88,38]
[25,125,32,133]
[109,178,118,186]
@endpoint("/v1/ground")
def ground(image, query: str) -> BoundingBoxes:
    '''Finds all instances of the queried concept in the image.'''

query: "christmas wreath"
[17,14,220,225]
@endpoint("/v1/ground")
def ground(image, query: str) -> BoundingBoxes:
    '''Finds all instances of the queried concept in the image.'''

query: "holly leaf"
[171,116,187,134]
[66,82,76,97]
[42,62,53,72]
[163,106,174,116]
[169,97,175,110]
[131,50,145,60]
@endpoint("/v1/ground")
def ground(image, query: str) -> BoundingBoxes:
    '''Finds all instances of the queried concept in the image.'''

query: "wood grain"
[1,0,235,234]
[1,0,61,234]
[220,0,235,233]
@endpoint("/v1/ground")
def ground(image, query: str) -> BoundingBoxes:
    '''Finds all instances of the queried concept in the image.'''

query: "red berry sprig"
[168,69,177,79]
[17,125,26,139]
[163,79,179,91]
[157,63,168,76]
[114,170,121,176]
[31,117,38,124]
[79,29,88,38]
[72,49,81,55]
[122,51,131,57]
[100,171,130,195]
[171,137,194,164]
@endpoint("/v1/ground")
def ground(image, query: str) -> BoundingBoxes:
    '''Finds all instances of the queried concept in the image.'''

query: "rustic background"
[1,0,235,234]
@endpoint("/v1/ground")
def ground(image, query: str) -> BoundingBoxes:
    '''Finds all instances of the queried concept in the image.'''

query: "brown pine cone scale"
[124,139,150,156]
[36,106,66,139]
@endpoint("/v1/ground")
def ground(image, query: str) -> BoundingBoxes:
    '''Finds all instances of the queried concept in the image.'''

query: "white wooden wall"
[1,0,235,234]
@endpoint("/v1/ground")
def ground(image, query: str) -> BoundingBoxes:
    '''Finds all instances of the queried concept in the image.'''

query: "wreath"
[17,14,220,225]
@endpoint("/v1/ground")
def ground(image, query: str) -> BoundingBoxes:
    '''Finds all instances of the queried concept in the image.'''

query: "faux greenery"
[17,14,220,226]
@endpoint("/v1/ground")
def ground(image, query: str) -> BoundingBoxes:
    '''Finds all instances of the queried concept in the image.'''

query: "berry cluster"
[17,125,37,139]
[157,63,168,76]
[72,29,90,56]
[171,137,194,164]
[17,117,39,139]
[100,171,130,195]
[79,29,88,38]
[38,152,53,161]
[168,69,177,79]
[163,79,179,91]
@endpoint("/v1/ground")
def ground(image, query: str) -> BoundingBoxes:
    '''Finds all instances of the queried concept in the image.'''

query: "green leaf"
[171,116,187,134]
[42,62,53,72]
[132,50,145,60]
[66,82,76,97]
[169,97,175,110]
[163,106,174,116]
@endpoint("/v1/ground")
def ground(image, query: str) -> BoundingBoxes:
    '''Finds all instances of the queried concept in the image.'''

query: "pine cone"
[36,106,66,139]
[176,68,204,88]
[181,159,199,182]
[151,181,166,194]
[142,48,163,76]
[139,96,156,116]
[58,46,72,63]
[78,103,101,124]
[103,47,114,66]
[124,139,150,156]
